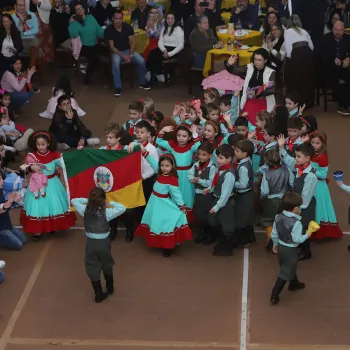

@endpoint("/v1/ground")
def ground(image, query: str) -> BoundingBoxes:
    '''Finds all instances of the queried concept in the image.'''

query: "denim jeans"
[0,227,27,250]
[111,50,147,89]
[10,90,34,108]
[0,270,3,284]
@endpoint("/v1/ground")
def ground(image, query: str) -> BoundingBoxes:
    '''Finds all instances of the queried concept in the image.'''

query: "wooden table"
[203,46,261,77]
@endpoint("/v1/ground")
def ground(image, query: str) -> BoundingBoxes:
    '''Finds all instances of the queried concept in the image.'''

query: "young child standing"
[187,142,216,244]
[122,101,144,140]
[233,140,256,247]
[270,192,314,305]
[20,131,76,240]
[261,149,292,250]
[203,144,236,257]
[71,187,126,303]
[309,131,343,239]
[203,88,220,106]
[156,124,201,222]
[135,150,192,257]
[285,91,302,118]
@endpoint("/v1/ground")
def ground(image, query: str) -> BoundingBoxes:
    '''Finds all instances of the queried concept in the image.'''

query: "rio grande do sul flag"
[61,148,145,209]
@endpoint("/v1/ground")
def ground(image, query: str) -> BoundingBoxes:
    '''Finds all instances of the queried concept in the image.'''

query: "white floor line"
[240,248,249,350]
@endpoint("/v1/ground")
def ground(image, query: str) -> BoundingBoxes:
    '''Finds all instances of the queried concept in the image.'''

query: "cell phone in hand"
[199,1,209,6]
[26,14,32,19]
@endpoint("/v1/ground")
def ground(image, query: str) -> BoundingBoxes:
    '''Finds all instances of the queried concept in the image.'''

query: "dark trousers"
[326,67,350,109]
[135,175,156,224]
[147,46,177,74]
[80,45,99,81]
[55,129,92,147]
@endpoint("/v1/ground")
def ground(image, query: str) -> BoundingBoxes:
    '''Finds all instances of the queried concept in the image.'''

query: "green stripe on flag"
[62,146,141,178]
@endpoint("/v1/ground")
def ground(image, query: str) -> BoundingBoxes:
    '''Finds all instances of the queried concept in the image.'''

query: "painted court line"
[0,241,52,350]
[240,248,249,350]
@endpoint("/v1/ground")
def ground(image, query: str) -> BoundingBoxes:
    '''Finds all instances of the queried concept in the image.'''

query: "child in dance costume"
[233,140,256,247]
[299,115,317,137]
[135,150,192,257]
[261,149,292,250]
[204,120,224,150]
[203,88,220,106]
[218,92,239,136]
[100,123,132,241]
[71,187,126,303]
[146,111,164,130]
[122,101,144,140]
[203,144,236,256]
[172,102,189,125]
[270,192,314,305]
[309,131,343,239]
[20,131,76,240]
[140,97,154,115]
[156,123,201,222]
[285,91,302,118]
[188,142,216,244]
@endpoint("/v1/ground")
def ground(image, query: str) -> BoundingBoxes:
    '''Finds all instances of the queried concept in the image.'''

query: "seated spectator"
[206,0,225,31]
[323,20,350,115]
[262,11,283,42]
[189,15,223,69]
[0,170,27,251]
[324,8,342,34]
[143,7,164,61]
[49,95,99,150]
[40,75,85,119]
[185,0,219,43]
[12,0,39,69]
[276,0,289,25]
[131,0,152,30]
[91,0,115,26]
[68,1,104,85]
[262,23,285,78]
[147,12,184,83]
[50,0,71,49]
[0,14,23,78]
[104,10,150,97]
[0,113,33,151]
[0,58,35,108]
[284,14,314,108]
[229,0,259,30]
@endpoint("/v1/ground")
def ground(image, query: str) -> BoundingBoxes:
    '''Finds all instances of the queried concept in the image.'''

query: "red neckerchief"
[211,163,232,187]
[295,162,310,177]
[233,160,240,172]
[141,140,149,147]
[287,137,297,152]
[16,12,30,32]
[197,160,210,174]
[106,144,123,150]
[256,128,265,142]
[271,164,282,170]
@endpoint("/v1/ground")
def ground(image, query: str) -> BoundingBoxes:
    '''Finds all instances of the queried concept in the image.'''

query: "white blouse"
[1,35,15,58]
[283,28,314,58]
[262,38,286,66]
[158,26,184,58]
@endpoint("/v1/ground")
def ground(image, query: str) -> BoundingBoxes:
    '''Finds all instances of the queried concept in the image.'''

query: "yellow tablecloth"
[123,11,131,23]
[203,46,260,78]
[134,30,149,53]
[221,0,266,8]
[217,30,262,46]
[120,0,170,11]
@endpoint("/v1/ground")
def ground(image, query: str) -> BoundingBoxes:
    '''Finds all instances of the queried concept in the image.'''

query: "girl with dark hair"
[71,187,126,303]
[227,48,276,126]
[324,8,342,34]
[0,13,23,77]
[147,11,184,82]
[263,11,283,41]
[20,130,76,240]
[39,75,85,119]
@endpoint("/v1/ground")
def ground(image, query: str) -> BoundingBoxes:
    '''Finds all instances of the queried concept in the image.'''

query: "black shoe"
[33,88,40,93]
[265,239,273,251]
[125,228,134,242]
[32,233,42,241]
[194,230,205,244]
[203,232,217,245]
[212,236,232,256]
[162,249,172,257]
[91,280,108,303]
[114,88,122,97]
[270,277,286,305]
[298,251,312,261]
[104,273,114,295]
[288,275,305,291]
[139,83,151,90]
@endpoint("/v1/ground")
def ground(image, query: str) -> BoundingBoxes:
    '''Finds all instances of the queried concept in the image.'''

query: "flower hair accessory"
[33,131,51,140]
[177,123,192,132]
[206,120,219,133]
[309,131,326,140]
[0,88,6,95]
[299,116,311,128]
[190,99,201,114]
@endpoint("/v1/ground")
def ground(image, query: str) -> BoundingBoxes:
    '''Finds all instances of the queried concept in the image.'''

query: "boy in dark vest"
[203,144,235,257]
[233,140,256,247]
[293,143,317,261]
[188,142,216,244]
[270,192,314,305]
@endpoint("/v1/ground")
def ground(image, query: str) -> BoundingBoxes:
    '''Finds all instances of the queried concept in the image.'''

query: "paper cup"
[333,171,344,182]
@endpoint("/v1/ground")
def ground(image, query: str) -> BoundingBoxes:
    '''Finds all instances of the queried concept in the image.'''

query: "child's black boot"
[195,228,205,244]
[203,227,217,245]
[212,235,232,256]
[270,277,286,305]
[288,274,305,291]
[109,218,117,241]
[124,214,134,242]
[104,273,114,295]
[91,280,108,303]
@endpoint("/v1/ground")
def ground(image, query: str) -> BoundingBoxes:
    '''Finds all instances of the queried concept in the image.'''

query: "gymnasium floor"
[0,70,349,350]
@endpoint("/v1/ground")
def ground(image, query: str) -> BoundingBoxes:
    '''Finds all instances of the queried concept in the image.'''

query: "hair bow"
[0,89,6,95]
[190,99,201,114]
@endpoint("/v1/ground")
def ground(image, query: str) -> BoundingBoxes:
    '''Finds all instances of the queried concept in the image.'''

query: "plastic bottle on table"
[236,18,242,35]
[227,38,232,51]
[234,38,239,50]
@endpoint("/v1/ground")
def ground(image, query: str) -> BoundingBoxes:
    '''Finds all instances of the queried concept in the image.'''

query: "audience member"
[50,0,71,49]
[143,7,164,60]
[230,0,259,30]
[131,0,152,30]
[324,8,342,34]
[91,0,115,26]
[104,10,150,97]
